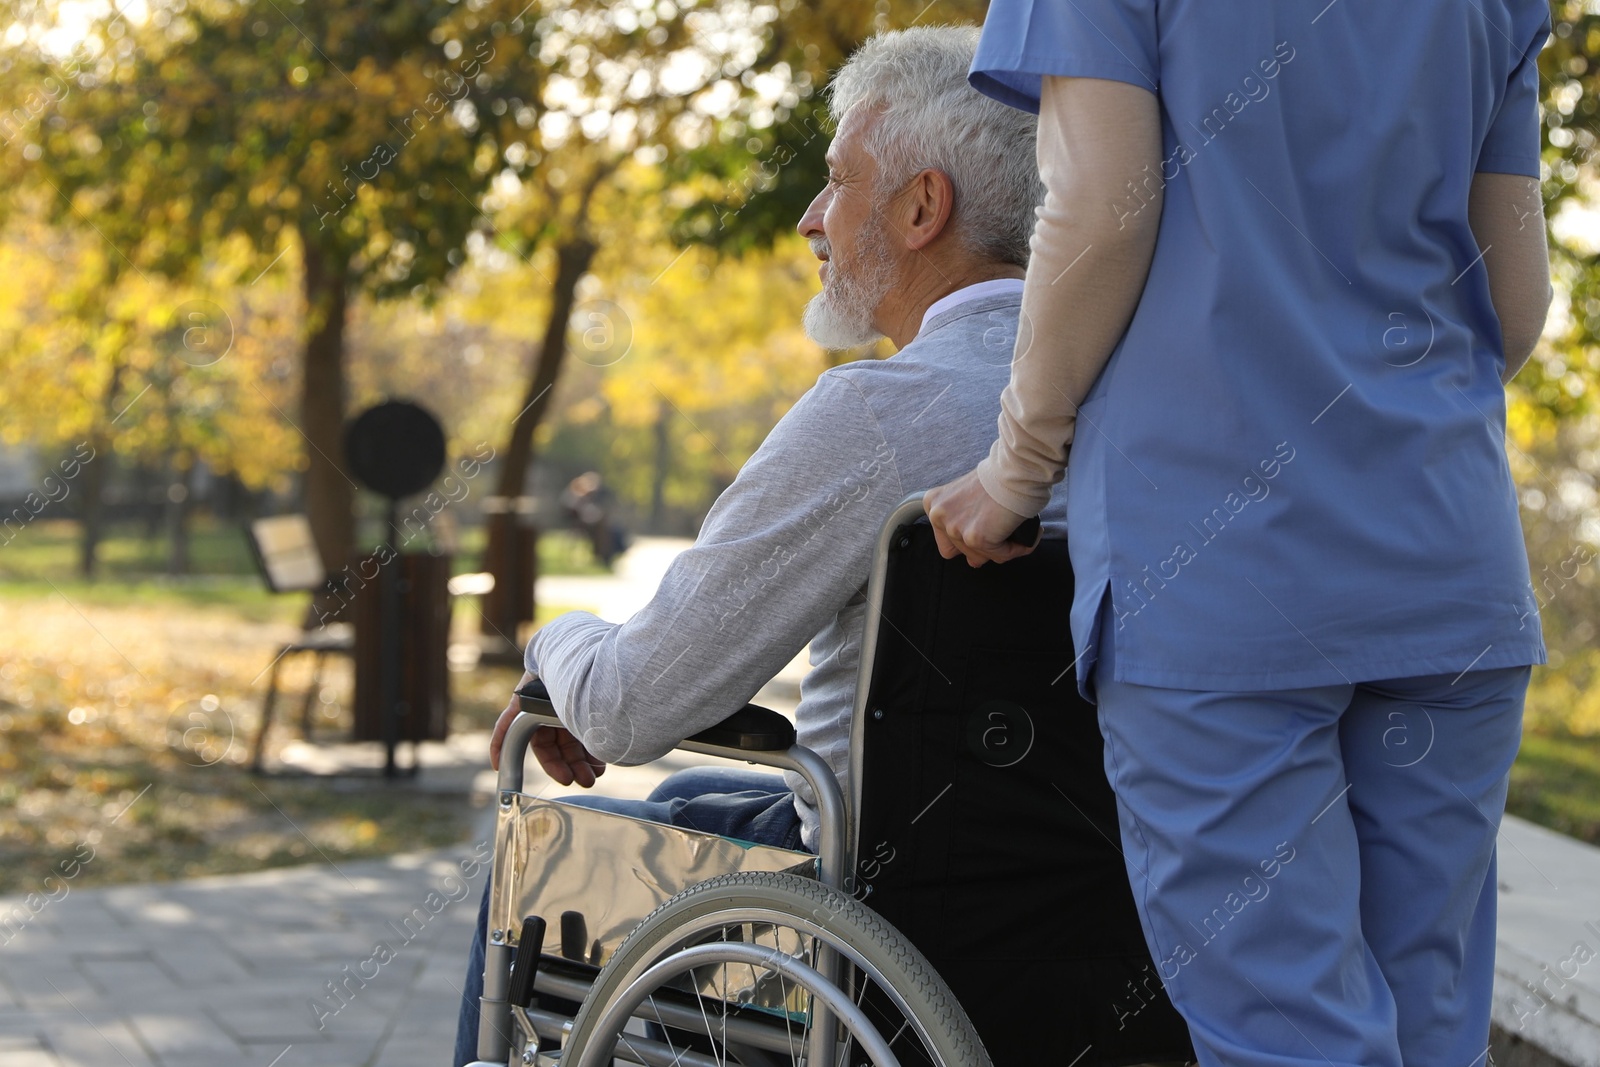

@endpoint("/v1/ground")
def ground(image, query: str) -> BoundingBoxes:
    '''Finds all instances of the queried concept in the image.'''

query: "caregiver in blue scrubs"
[925,2,1555,1063]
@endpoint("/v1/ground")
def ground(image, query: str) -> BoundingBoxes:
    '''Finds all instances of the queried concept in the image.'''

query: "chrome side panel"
[490,795,817,968]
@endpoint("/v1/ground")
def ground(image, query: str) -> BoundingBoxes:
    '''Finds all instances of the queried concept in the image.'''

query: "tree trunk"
[78,361,124,580]
[77,438,108,580]
[165,459,195,576]
[299,237,355,579]
[649,396,671,533]
[494,237,598,500]
[481,236,598,641]
[144,457,167,543]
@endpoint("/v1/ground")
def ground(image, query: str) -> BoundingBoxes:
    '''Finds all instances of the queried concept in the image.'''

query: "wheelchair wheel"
[562,871,991,1067]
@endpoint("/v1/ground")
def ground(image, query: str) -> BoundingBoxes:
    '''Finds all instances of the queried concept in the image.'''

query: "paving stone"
[372,1029,455,1067]
[0,1033,48,1047]
[0,968,23,1010]
[163,1053,328,1067]
[241,1042,301,1067]
[208,998,335,1045]
[0,1007,79,1030]
[409,944,473,1001]
[0,917,66,954]
[0,1033,60,1067]
[6,962,101,1011]
[39,1015,159,1067]
[76,954,182,999]
[264,1037,387,1067]
[126,1008,245,1058]
[149,932,259,988]
[44,896,132,938]
[311,996,405,1043]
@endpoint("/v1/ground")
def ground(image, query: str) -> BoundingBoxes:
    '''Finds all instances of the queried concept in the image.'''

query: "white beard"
[803,223,897,350]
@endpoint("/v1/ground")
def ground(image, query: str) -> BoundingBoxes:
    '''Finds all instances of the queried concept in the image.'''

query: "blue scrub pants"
[1094,623,1529,1067]
[452,766,803,1067]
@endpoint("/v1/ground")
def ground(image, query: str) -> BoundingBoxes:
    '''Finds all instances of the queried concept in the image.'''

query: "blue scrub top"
[972,0,1551,694]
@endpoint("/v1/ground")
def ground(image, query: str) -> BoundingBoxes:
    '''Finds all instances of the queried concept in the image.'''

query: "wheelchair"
[470,493,1196,1067]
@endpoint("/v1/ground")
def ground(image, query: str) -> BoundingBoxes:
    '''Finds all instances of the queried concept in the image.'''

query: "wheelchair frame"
[469,491,1157,1067]
[478,697,849,1064]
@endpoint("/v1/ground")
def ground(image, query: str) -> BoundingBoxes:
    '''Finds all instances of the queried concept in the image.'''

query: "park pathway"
[2,809,1595,1067]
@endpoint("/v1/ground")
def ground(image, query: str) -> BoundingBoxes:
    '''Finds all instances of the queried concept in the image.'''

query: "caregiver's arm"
[1467,171,1551,385]
[975,75,1164,516]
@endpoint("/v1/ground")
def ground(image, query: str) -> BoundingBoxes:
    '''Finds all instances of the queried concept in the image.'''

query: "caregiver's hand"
[925,470,1039,568]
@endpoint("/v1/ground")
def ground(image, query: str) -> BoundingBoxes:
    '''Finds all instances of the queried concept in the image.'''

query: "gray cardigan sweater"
[527,292,1070,848]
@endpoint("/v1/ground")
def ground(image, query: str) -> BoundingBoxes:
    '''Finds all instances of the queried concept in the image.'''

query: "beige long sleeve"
[975,75,1164,517]
[1467,171,1552,384]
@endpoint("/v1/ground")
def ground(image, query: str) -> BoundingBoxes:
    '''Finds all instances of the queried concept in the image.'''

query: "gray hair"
[826,25,1043,268]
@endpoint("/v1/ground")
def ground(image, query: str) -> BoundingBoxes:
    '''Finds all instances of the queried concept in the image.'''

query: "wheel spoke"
[617,1034,646,1065]
[829,965,874,1067]
[775,965,801,1067]
[566,874,985,1067]
[645,994,691,1067]
[689,964,728,1067]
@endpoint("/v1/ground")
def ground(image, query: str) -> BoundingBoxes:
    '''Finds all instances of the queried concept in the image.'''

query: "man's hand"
[531,723,607,787]
[488,685,607,787]
[925,469,1037,568]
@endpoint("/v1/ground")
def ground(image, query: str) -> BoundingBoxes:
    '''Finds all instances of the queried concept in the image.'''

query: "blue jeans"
[452,767,804,1065]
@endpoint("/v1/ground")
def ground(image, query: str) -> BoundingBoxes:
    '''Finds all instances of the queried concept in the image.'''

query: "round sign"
[343,401,447,500]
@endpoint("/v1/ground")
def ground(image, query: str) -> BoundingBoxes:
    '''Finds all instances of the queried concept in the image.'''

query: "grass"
[0,589,545,893]
[0,515,604,893]
[0,516,612,583]
[2,516,264,580]
[1507,728,1600,845]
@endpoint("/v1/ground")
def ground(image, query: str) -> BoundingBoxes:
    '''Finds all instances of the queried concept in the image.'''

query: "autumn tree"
[0,0,576,575]
[587,234,820,523]
[1509,2,1600,733]
[468,0,988,635]
[0,212,302,574]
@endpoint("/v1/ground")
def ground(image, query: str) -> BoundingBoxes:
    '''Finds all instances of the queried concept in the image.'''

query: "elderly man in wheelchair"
[457,26,1195,1067]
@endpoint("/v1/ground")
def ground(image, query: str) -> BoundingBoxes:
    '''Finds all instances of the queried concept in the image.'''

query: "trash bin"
[352,550,451,744]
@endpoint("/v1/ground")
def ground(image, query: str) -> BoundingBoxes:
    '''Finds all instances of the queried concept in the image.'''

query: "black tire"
[562,871,992,1067]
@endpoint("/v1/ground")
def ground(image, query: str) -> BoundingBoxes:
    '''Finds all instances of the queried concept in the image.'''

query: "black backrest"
[855,521,1194,1065]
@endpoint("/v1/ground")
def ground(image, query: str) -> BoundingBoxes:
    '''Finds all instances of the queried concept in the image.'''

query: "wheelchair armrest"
[515,677,559,716]
[503,677,847,897]
[516,679,796,752]
[687,705,796,751]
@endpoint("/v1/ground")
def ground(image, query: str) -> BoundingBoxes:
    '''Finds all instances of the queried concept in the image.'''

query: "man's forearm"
[525,611,649,764]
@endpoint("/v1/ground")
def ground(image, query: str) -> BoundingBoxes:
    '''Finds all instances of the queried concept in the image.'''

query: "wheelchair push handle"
[1006,514,1042,549]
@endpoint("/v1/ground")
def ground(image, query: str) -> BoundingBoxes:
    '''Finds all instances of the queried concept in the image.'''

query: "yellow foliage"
[0,216,303,491]
[1527,648,1600,737]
